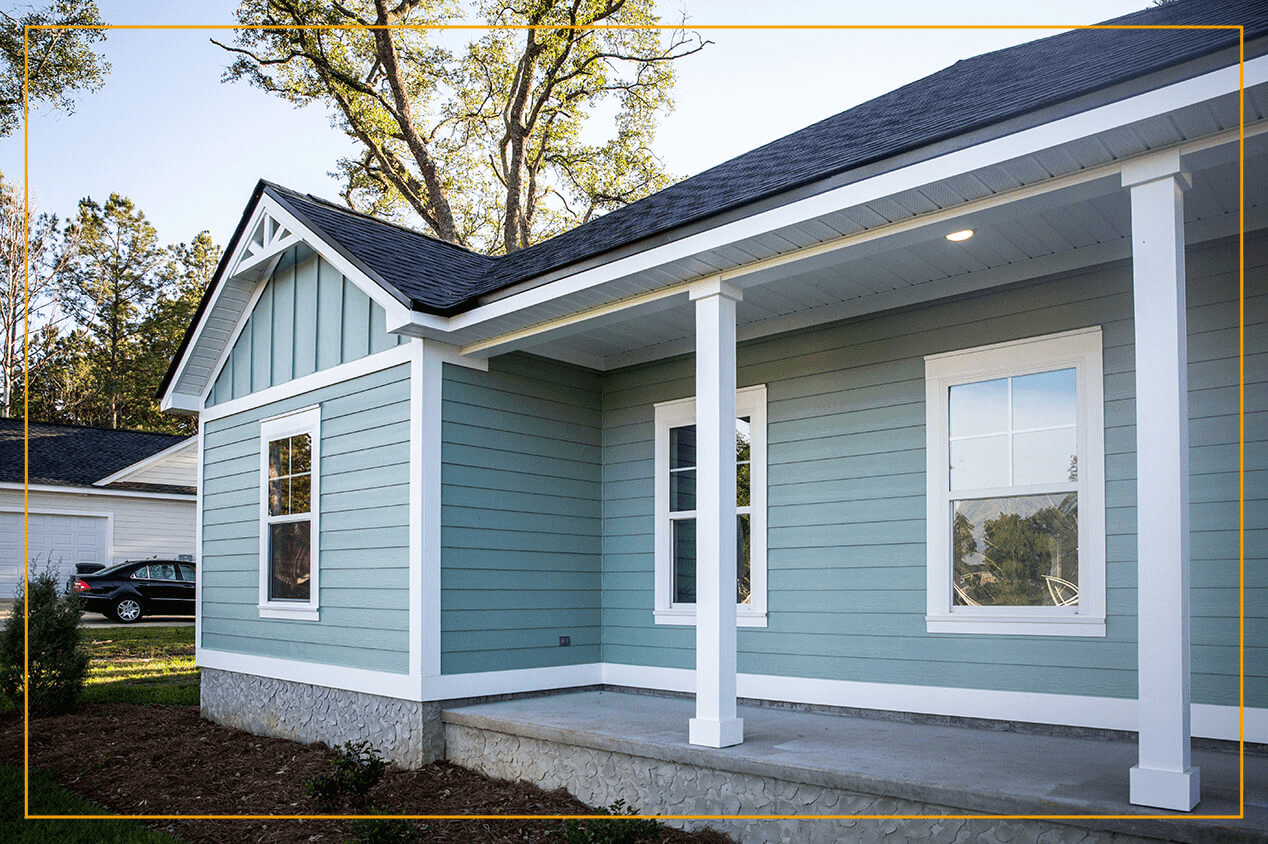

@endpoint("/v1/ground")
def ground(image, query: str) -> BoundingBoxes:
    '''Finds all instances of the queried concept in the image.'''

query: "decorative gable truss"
[233,210,302,280]
[162,192,413,415]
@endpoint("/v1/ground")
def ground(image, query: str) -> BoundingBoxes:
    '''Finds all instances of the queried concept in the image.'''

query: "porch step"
[442,690,1266,844]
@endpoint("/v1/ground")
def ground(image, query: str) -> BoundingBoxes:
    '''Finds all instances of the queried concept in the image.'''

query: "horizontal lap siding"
[207,247,405,406]
[200,364,412,673]
[601,232,1262,708]
[441,354,602,674]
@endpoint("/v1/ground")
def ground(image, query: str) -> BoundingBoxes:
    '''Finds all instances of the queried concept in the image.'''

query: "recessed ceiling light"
[945,229,974,242]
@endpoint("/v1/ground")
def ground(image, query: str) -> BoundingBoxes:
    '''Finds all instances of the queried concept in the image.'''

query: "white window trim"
[924,327,1105,637]
[654,384,767,627]
[258,405,321,620]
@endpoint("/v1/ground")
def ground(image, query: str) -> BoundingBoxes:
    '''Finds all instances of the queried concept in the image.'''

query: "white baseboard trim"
[194,651,1266,743]
[424,662,603,700]
[198,648,420,701]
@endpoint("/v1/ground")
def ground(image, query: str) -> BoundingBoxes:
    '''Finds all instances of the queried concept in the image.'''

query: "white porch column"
[688,279,744,748]
[1122,151,1200,811]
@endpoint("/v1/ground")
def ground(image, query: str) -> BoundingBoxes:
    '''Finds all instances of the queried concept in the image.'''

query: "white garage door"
[0,512,109,600]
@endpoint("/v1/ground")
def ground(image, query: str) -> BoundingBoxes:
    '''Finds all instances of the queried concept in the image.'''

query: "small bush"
[557,799,662,844]
[305,740,387,812]
[0,564,90,714]
[346,807,420,844]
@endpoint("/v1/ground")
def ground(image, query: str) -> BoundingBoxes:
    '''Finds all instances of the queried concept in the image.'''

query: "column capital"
[689,278,744,303]
[1121,149,1191,190]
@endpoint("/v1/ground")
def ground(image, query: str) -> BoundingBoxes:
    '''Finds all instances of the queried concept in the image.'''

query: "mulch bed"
[0,704,730,844]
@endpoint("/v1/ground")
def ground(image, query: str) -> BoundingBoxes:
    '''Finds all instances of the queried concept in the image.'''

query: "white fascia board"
[0,481,195,501]
[160,392,201,415]
[418,54,1265,342]
[93,437,197,488]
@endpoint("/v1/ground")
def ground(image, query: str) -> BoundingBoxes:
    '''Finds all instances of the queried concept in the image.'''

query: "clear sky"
[0,0,1150,251]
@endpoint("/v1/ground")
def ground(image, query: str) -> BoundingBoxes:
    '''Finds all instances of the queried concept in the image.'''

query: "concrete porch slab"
[442,690,1266,844]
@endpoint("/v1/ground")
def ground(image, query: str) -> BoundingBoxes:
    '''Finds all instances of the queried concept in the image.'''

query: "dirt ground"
[1,704,730,844]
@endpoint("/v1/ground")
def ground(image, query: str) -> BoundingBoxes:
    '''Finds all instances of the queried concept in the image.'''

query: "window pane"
[670,425,696,470]
[950,435,1008,490]
[1012,369,1076,430]
[289,475,312,514]
[268,479,288,516]
[672,518,696,604]
[949,378,1008,437]
[290,434,312,474]
[268,439,286,480]
[131,566,149,580]
[150,563,177,581]
[269,521,311,601]
[951,493,1078,607]
[737,460,750,507]
[737,514,751,605]
[1013,428,1077,486]
[736,417,751,463]
[670,468,696,512]
[178,564,195,582]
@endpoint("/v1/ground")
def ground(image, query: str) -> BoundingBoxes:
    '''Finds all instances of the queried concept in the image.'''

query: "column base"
[1129,764,1201,811]
[689,716,744,748]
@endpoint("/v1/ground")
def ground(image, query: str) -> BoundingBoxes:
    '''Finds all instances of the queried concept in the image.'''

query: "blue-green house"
[160,0,1265,813]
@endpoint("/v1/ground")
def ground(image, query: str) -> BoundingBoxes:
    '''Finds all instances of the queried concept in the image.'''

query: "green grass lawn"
[80,626,197,707]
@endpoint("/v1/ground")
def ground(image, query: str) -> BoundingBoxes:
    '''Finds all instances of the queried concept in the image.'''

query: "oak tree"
[219,0,704,253]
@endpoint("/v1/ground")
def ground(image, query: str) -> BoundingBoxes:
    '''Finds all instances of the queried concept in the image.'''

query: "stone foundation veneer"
[201,667,443,767]
[444,723,1163,844]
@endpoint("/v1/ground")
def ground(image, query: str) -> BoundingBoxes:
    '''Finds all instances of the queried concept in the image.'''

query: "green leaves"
[0,0,111,137]
[223,0,704,253]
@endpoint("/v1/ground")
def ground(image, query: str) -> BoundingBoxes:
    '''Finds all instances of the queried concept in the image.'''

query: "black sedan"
[72,559,196,623]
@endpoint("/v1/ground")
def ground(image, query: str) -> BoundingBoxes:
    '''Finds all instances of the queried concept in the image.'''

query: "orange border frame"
[19,16,1247,826]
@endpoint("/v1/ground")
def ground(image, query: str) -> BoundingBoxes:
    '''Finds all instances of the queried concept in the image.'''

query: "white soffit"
[446,63,1267,367]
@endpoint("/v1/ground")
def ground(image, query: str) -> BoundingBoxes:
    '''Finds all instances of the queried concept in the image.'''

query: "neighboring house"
[0,419,197,597]
[161,0,1265,813]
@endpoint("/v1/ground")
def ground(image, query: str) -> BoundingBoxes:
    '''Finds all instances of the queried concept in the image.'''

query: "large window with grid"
[258,406,320,620]
[654,385,767,627]
[924,329,1104,636]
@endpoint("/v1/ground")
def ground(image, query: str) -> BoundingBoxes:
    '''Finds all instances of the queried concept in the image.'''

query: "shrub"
[0,563,90,714]
[305,740,387,812]
[346,807,420,844]
[557,799,662,844]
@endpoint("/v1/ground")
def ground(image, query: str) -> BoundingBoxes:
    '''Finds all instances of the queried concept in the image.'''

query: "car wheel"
[112,597,143,623]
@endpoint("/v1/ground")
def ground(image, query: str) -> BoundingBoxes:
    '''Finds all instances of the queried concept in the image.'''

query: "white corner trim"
[0,482,195,502]
[423,662,604,701]
[197,648,420,701]
[201,342,413,423]
[194,417,205,652]
[94,437,198,488]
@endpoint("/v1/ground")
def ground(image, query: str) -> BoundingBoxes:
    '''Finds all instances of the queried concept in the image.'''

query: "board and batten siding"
[200,363,412,673]
[600,231,1263,709]
[441,353,602,674]
[207,245,405,406]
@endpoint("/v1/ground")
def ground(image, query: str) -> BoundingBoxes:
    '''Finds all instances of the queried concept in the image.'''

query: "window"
[654,385,767,626]
[258,406,320,620]
[925,328,1104,636]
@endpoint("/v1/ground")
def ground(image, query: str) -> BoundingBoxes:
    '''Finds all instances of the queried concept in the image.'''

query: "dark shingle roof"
[260,0,1266,316]
[0,419,192,494]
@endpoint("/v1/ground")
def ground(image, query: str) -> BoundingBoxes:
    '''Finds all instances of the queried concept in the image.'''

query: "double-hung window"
[654,384,767,627]
[924,328,1104,636]
[258,406,320,620]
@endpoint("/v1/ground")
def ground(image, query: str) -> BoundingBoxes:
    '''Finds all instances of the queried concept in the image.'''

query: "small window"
[654,385,767,626]
[258,406,320,620]
[925,329,1104,636]
[177,563,195,582]
[130,566,149,580]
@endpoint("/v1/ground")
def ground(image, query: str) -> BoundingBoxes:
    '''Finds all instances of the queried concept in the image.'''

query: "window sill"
[258,604,320,621]
[926,613,1104,637]
[655,608,768,628]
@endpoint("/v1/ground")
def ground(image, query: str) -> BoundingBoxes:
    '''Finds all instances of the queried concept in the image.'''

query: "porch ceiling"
[491,128,1266,371]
